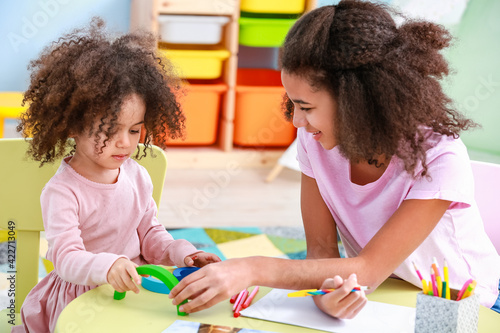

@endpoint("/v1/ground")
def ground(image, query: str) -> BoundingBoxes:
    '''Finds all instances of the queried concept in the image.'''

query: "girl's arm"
[137,197,200,267]
[300,173,340,260]
[169,174,451,313]
[250,173,451,289]
[301,173,366,317]
[43,186,128,286]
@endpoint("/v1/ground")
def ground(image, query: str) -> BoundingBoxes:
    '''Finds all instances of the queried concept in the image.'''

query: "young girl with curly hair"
[12,18,220,332]
[169,0,500,318]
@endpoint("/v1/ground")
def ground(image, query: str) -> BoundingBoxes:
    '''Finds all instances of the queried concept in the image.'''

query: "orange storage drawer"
[233,69,296,147]
[167,81,227,145]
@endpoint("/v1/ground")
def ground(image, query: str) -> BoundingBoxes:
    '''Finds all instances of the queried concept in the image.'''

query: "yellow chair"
[0,138,167,327]
[0,92,28,138]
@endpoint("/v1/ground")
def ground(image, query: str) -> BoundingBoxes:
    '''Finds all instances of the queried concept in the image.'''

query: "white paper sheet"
[240,288,416,333]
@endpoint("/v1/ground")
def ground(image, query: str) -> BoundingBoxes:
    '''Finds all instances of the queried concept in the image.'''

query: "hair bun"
[390,20,452,78]
[398,21,451,52]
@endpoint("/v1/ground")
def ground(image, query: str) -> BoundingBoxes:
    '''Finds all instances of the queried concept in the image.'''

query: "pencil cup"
[415,292,479,333]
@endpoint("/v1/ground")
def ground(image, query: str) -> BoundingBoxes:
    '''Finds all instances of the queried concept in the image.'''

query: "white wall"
[0,0,131,92]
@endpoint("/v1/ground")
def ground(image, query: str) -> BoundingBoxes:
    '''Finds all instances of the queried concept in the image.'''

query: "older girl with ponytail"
[169,0,500,318]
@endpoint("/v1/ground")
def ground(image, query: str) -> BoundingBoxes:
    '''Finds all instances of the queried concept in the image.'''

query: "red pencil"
[229,293,238,304]
[233,289,249,318]
[243,286,260,308]
[232,289,246,311]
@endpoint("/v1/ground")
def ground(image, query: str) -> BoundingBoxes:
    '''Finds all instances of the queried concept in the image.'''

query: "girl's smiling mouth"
[112,154,128,160]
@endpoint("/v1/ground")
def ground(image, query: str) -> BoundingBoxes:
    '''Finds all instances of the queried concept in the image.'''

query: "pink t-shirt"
[16,157,198,333]
[297,127,500,308]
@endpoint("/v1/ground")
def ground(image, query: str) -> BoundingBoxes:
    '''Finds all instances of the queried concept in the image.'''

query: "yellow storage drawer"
[240,0,306,14]
[158,47,230,79]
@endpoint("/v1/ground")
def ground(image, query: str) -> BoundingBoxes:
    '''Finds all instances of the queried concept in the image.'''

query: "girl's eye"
[130,129,140,134]
[300,107,311,112]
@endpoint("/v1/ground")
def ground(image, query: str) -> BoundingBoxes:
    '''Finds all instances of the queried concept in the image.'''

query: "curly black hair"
[18,17,185,165]
[281,0,476,176]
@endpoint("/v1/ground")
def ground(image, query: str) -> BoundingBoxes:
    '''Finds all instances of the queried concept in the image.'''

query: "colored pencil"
[229,293,239,304]
[233,289,248,318]
[243,286,260,308]
[232,289,246,311]
[431,274,438,296]
[432,258,442,297]
[436,275,443,298]
[429,282,434,296]
[413,261,427,294]
[460,280,477,300]
[413,261,424,281]
[443,259,450,300]
[456,279,473,301]
[287,286,369,297]
[426,280,433,296]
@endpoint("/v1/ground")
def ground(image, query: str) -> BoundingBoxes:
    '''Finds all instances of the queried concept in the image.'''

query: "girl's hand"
[184,252,221,267]
[107,258,141,294]
[170,258,252,313]
[314,274,367,319]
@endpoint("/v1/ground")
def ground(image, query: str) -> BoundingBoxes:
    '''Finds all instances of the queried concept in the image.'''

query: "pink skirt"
[11,271,97,333]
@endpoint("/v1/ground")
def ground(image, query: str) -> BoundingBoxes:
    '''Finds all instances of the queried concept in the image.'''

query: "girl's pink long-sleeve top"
[14,157,198,333]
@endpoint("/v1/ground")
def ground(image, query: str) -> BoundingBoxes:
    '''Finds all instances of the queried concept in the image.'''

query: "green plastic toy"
[113,264,188,316]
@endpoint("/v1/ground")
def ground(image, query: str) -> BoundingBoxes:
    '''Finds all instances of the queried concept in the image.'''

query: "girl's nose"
[116,132,130,148]
[292,110,307,128]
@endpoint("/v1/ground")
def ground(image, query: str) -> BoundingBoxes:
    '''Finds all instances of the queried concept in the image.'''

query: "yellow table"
[55,278,499,332]
[0,92,28,137]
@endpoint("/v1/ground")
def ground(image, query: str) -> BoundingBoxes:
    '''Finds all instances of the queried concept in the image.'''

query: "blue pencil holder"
[415,291,479,333]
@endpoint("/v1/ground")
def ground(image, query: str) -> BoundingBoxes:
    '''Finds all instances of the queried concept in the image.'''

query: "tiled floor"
[159,167,303,229]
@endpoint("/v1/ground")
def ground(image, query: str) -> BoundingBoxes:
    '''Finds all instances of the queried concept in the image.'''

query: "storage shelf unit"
[130,0,317,152]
